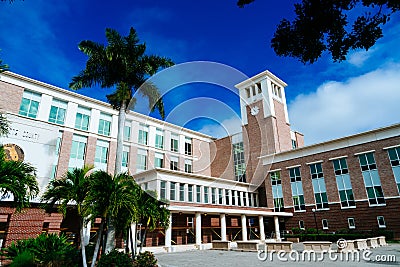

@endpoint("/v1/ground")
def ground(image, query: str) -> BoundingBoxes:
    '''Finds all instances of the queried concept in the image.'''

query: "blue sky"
[1,0,399,144]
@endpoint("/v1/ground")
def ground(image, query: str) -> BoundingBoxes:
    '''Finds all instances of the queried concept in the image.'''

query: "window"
[358,152,385,205]
[310,163,329,209]
[299,220,305,230]
[292,140,297,149]
[211,188,216,204]
[333,158,355,208]
[155,153,164,168]
[170,182,176,201]
[232,191,237,206]
[179,184,185,201]
[51,131,63,179]
[48,99,67,125]
[289,167,305,211]
[75,106,91,131]
[136,149,147,172]
[124,122,131,141]
[196,186,201,203]
[122,146,129,168]
[138,124,148,145]
[171,133,179,152]
[155,128,164,149]
[233,140,246,182]
[19,90,41,118]
[225,190,230,205]
[377,216,386,228]
[238,192,242,206]
[204,187,209,204]
[188,185,193,202]
[68,134,87,170]
[257,82,262,94]
[160,181,166,199]
[98,113,112,136]
[170,156,178,171]
[271,171,284,212]
[322,219,329,230]
[218,188,223,205]
[387,147,400,194]
[348,218,355,229]
[185,137,192,155]
[185,159,192,173]
[245,88,250,98]
[94,140,109,171]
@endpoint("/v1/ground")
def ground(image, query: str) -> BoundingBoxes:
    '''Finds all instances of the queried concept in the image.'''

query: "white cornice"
[235,70,288,89]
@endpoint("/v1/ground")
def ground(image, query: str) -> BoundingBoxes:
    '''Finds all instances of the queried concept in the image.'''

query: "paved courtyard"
[156,243,400,267]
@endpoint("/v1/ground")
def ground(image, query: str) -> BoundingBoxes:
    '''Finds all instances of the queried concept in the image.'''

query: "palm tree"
[69,27,173,252]
[0,146,39,211]
[135,190,170,254]
[41,166,93,267]
[85,170,139,267]
[0,112,9,137]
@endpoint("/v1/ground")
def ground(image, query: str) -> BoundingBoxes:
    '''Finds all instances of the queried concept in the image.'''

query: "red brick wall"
[85,136,97,167]
[210,136,234,180]
[0,80,24,114]
[273,99,292,152]
[56,131,73,178]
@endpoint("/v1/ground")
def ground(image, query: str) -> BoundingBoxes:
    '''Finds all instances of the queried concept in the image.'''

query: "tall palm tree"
[69,27,173,252]
[85,170,139,267]
[41,166,93,267]
[0,146,39,211]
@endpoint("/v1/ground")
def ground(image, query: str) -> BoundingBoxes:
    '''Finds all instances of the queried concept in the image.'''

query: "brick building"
[0,69,399,249]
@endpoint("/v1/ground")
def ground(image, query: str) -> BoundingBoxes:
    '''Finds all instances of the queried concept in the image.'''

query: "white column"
[165,214,173,248]
[259,216,265,241]
[37,94,52,121]
[274,216,281,241]
[128,222,136,253]
[195,212,202,246]
[241,214,247,241]
[83,220,91,246]
[220,214,227,241]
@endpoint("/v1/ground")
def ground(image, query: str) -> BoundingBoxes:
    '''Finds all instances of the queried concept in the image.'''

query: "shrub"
[133,251,157,267]
[97,250,133,267]
[9,251,35,267]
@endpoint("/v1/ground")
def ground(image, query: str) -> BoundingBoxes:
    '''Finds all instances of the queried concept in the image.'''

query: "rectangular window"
[348,218,355,229]
[377,216,386,228]
[170,182,176,201]
[98,113,112,136]
[19,90,41,118]
[211,188,216,204]
[48,99,67,125]
[68,134,87,170]
[136,149,147,172]
[299,220,305,230]
[124,122,131,141]
[185,137,192,156]
[225,190,230,205]
[387,147,400,194]
[179,184,185,202]
[160,181,166,199]
[171,133,179,152]
[233,140,246,182]
[185,159,192,173]
[232,191,237,206]
[322,219,329,230]
[358,152,385,205]
[291,139,297,149]
[155,152,164,168]
[271,171,284,212]
[238,192,242,206]
[122,146,129,168]
[94,140,109,171]
[138,124,149,145]
[204,187,209,204]
[310,163,329,209]
[333,158,355,208]
[170,156,178,171]
[196,186,201,203]
[155,128,164,149]
[188,184,193,202]
[75,106,91,131]
[289,167,305,211]
[218,188,223,205]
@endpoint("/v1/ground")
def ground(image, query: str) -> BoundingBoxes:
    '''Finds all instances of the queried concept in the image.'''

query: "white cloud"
[289,63,400,145]
[347,48,375,67]
[198,116,242,138]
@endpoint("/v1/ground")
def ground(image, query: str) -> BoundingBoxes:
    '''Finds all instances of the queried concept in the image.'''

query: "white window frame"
[377,216,386,228]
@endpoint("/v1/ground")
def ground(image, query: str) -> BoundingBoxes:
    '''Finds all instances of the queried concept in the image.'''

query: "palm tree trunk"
[90,219,105,267]
[139,224,148,253]
[105,216,116,254]
[130,223,136,257]
[114,100,126,175]
[80,219,88,267]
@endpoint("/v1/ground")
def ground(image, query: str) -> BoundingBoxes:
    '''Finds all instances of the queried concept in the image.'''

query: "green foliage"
[0,146,39,211]
[97,250,133,267]
[0,112,10,136]
[133,251,157,267]
[1,233,79,267]
[238,0,400,64]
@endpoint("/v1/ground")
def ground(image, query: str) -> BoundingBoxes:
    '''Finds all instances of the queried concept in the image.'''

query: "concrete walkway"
[156,243,400,267]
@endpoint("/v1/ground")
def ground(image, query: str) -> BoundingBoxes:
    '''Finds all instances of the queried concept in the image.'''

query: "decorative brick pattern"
[55,131,73,178]
[0,81,24,114]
